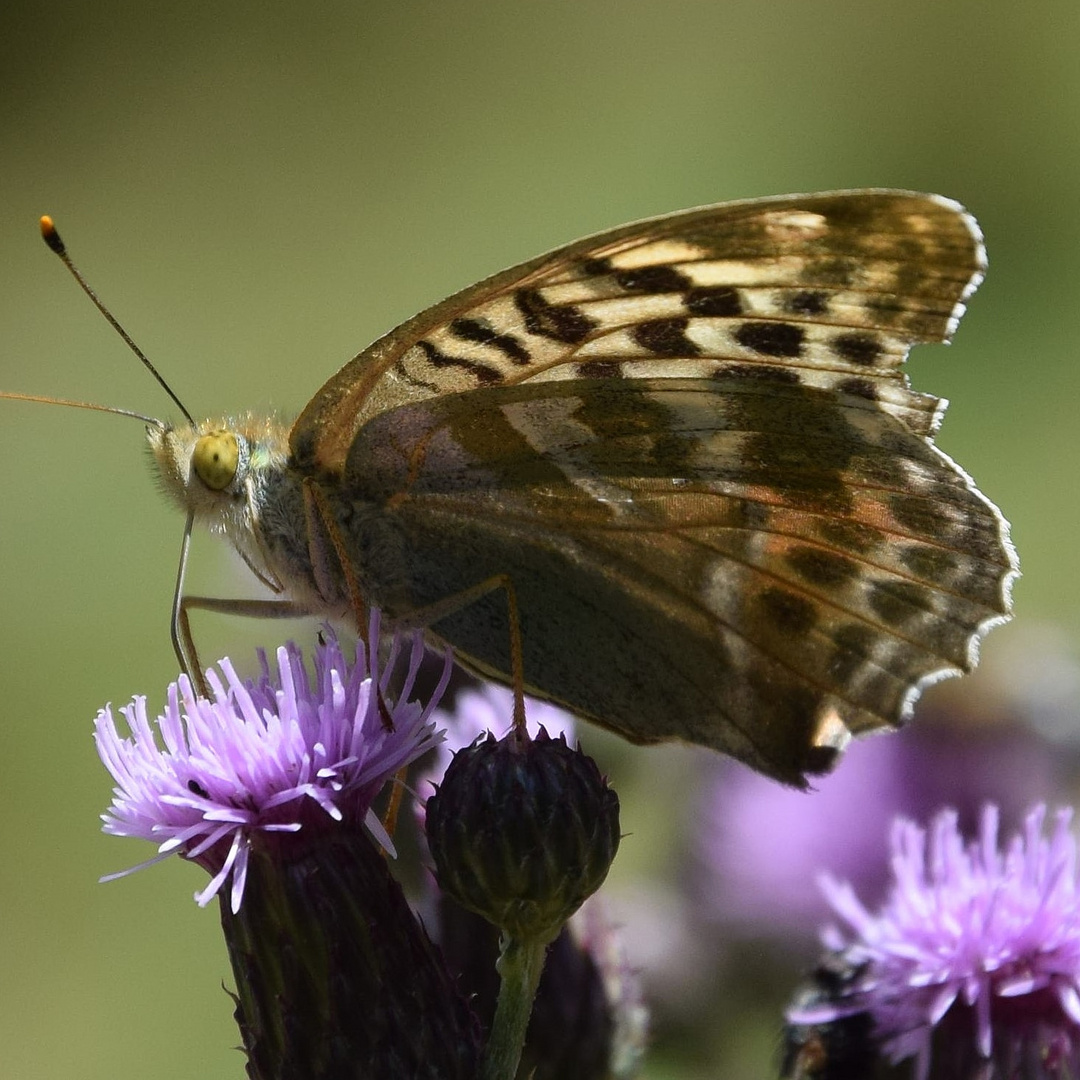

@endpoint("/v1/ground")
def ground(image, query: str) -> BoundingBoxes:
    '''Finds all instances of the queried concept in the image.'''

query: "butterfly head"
[147,420,250,515]
[147,416,291,524]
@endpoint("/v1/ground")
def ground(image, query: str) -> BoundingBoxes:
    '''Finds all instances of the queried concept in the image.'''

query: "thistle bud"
[426,726,620,945]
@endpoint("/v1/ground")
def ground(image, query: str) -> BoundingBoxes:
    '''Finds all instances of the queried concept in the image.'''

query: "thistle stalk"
[481,935,549,1080]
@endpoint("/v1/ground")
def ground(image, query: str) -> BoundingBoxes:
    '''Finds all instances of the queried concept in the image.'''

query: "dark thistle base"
[220,829,482,1080]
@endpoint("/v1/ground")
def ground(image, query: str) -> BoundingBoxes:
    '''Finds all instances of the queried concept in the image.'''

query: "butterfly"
[40,190,1017,786]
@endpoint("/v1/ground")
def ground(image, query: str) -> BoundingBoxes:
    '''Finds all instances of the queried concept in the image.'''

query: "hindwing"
[338,376,1011,784]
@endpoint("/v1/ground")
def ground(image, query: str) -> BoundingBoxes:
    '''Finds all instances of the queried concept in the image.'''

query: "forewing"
[291,189,984,471]
[342,377,1014,786]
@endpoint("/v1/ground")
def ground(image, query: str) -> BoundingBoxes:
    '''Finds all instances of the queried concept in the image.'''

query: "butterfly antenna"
[39,215,195,425]
[0,390,160,425]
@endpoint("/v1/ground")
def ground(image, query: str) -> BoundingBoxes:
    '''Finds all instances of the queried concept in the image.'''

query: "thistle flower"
[424,690,621,1080]
[94,622,485,1079]
[421,684,645,1078]
[95,619,448,912]
[792,804,1080,1080]
[427,723,620,945]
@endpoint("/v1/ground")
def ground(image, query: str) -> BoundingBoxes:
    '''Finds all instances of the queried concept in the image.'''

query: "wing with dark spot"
[339,375,1014,786]
[292,190,985,472]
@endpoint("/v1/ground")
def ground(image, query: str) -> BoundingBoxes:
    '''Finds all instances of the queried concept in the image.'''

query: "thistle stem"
[481,934,548,1080]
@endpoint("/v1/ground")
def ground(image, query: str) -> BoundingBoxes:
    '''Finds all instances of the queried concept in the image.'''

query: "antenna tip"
[39,215,66,255]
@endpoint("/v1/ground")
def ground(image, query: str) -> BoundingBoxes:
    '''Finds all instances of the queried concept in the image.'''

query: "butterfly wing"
[289,189,1014,783]
[292,189,984,470]
[340,375,1012,785]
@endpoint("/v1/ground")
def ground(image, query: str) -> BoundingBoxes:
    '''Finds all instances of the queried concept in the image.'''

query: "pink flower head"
[95,620,449,913]
[794,804,1080,1080]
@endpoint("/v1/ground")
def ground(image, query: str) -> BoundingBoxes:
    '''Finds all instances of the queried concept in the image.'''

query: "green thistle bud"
[426,726,620,945]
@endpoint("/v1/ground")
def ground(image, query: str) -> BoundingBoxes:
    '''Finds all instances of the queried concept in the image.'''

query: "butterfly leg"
[174,594,313,693]
[387,574,528,732]
[302,476,433,842]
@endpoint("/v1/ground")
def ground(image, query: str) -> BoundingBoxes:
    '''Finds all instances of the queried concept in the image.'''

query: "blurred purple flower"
[694,717,1055,938]
[95,620,449,912]
[795,804,1080,1080]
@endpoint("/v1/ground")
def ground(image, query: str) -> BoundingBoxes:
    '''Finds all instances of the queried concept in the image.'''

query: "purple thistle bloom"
[796,804,1080,1080]
[95,619,449,913]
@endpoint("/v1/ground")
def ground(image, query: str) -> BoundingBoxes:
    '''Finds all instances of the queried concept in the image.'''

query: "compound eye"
[192,431,239,491]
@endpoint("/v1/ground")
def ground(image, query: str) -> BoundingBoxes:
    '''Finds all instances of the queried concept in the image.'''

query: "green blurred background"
[1,2,1078,1078]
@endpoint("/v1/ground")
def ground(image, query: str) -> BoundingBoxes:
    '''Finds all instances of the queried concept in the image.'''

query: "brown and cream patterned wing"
[342,376,1015,786]
[291,189,984,471]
